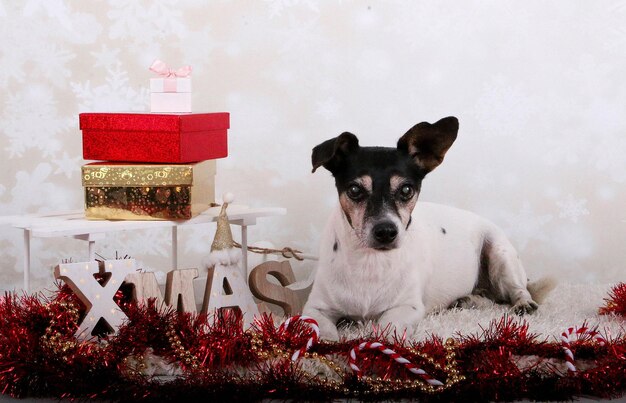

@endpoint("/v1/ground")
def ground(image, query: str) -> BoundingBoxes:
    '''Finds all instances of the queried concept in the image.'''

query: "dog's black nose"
[373,222,398,244]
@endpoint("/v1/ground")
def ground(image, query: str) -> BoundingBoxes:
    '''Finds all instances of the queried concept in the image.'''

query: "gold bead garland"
[40,301,82,361]
[121,352,148,380]
[358,337,465,395]
[250,331,348,393]
[166,323,201,372]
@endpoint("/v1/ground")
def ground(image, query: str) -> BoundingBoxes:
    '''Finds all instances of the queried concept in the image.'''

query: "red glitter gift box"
[80,112,229,163]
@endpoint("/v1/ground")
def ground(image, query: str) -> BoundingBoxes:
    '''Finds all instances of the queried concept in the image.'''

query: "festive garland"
[599,282,626,317]
[0,282,625,402]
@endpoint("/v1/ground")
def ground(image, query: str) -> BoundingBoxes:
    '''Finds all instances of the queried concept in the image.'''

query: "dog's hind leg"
[448,292,495,310]
[481,230,539,315]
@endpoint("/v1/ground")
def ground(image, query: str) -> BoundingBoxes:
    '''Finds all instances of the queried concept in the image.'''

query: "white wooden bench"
[4,205,286,292]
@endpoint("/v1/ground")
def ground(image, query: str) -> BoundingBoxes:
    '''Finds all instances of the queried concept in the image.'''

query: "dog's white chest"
[328,250,419,319]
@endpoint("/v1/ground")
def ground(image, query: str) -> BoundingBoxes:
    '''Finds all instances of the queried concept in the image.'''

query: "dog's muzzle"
[371,221,398,249]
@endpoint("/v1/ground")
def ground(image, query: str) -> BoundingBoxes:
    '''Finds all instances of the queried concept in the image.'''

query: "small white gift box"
[149,60,193,113]
[150,77,192,93]
[150,93,192,113]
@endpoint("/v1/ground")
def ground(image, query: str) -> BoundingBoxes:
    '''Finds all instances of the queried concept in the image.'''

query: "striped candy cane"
[349,341,444,386]
[560,326,606,372]
[278,315,320,361]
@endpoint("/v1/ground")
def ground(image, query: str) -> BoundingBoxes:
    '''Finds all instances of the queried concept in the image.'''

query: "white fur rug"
[334,283,625,342]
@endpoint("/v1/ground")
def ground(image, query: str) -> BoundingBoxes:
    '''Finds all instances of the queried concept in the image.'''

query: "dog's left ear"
[397,116,459,173]
[311,132,359,174]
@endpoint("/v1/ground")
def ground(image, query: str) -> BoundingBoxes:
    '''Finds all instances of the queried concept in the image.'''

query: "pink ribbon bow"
[149,59,192,78]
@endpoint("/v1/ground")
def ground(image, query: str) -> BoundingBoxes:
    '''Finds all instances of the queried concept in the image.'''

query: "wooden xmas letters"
[55,259,307,338]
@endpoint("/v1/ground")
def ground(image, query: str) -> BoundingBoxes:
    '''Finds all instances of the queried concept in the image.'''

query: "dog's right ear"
[311,132,359,173]
[397,116,459,173]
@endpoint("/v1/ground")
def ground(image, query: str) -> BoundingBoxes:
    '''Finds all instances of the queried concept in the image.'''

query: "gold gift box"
[82,161,216,220]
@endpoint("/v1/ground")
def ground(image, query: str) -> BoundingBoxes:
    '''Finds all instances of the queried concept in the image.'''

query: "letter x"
[54,259,137,340]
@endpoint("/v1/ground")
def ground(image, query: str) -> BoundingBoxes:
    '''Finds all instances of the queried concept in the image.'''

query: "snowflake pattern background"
[0,1,626,291]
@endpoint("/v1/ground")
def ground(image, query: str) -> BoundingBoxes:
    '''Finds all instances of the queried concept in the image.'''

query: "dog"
[302,116,555,340]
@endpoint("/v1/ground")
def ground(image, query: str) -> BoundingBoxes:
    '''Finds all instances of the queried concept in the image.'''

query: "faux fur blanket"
[334,282,624,342]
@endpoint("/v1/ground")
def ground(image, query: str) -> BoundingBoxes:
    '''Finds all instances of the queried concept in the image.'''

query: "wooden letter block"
[125,272,164,305]
[54,259,137,339]
[165,268,199,313]
[202,264,259,329]
[125,269,198,313]
[248,261,304,316]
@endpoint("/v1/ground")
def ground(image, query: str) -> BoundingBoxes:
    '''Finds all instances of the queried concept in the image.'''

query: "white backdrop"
[1,1,625,292]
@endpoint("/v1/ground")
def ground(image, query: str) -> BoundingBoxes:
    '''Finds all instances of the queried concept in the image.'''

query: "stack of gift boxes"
[79,61,229,221]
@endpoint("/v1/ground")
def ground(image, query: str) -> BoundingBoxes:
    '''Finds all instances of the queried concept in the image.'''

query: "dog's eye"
[398,184,415,201]
[346,185,364,201]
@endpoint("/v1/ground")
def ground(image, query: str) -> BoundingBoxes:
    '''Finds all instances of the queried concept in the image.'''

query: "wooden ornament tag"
[202,264,259,329]
[248,261,304,316]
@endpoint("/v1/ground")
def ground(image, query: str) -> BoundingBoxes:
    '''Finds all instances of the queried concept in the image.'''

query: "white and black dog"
[302,116,554,340]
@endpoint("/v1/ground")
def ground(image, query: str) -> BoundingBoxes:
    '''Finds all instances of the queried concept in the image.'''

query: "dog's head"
[312,116,458,250]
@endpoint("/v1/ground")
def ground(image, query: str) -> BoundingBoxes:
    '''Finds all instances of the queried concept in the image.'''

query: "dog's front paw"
[512,299,539,315]
[318,322,340,341]
[302,306,340,341]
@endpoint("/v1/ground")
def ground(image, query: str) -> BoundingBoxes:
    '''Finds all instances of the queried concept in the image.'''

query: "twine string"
[232,241,304,261]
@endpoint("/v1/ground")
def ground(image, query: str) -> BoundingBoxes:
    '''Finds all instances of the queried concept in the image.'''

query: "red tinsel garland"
[0,284,625,402]
[599,282,626,317]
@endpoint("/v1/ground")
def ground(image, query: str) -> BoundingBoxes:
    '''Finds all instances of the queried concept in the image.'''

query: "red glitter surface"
[80,113,229,163]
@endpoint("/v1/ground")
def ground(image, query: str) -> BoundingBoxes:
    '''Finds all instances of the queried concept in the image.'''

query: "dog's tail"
[527,276,557,304]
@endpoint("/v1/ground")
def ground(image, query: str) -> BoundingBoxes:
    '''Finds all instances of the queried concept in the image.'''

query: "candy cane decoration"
[349,341,444,386]
[278,315,320,361]
[560,326,606,372]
